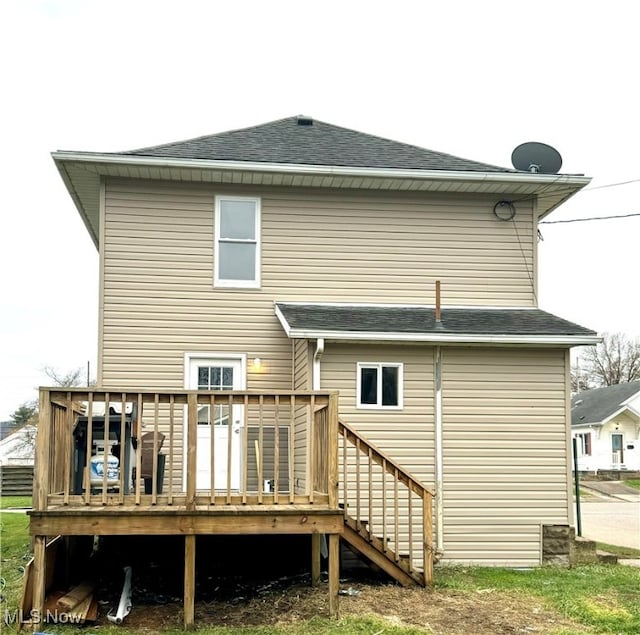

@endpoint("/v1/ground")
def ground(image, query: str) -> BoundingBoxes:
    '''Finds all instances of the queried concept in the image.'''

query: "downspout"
[313,338,325,390]
[313,337,329,559]
[434,345,444,556]
[434,281,444,555]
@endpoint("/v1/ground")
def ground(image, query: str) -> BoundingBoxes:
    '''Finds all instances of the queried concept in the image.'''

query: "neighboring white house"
[572,382,640,472]
[0,425,36,466]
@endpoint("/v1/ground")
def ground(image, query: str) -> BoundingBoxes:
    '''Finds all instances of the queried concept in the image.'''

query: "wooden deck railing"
[33,388,339,511]
[338,419,435,584]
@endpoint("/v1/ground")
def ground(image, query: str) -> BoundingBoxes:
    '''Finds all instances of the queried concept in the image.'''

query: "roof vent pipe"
[434,280,445,331]
[296,115,313,126]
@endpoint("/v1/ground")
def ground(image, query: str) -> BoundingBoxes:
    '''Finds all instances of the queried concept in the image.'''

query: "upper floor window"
[214,196,261,288]
[357,362,403,409]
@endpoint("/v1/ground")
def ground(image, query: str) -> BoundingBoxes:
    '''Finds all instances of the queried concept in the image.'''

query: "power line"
[509,176,640,206]
[583,178,640,192]
[540,212,640,225]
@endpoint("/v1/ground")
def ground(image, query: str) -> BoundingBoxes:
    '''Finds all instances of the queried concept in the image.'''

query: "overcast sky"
[1,0,638,420]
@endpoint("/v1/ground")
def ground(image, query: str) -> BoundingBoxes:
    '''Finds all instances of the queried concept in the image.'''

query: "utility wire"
[540,212,640,225]
[510,218,537,304]
[505,176,640,206]
[583,178,640,192]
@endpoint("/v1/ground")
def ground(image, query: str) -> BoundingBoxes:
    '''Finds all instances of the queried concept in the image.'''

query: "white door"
[187,357,244,491]
[611,433,624,467]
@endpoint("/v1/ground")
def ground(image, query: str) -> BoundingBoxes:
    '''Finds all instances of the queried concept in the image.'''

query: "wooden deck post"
[184,535,196,629]
[328,533,339,618]
[423,493,434,585]
[327,392,339,509]
[32,535,46,623]
[186,393,197,510]
[311,534,321,586]
[34,390,51,511]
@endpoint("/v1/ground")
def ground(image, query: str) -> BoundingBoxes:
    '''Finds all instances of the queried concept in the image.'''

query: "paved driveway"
[577,499,640,549]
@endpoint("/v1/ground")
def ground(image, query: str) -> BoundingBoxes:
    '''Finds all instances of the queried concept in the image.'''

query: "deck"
[28,387,435,627]
[29,388,342,626]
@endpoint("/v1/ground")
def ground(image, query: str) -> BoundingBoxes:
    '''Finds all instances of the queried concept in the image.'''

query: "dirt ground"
[99,577,584,634]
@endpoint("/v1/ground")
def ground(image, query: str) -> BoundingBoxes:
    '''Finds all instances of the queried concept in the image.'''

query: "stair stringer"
[341,516,424,586]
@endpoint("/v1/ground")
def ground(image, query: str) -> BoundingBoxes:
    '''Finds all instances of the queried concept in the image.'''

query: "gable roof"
[275,303,599,345]
[121,116,511,173]
[572,381,640,426]
[52,115,591,247]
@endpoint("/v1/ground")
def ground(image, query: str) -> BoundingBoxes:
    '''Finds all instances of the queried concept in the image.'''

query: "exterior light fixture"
[252,358,262,371]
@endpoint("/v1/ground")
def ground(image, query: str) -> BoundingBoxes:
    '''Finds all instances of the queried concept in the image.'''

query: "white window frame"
[356,362,403,410]
[183,352,248,391]
[575,432,591,456]
[214,196,261,288]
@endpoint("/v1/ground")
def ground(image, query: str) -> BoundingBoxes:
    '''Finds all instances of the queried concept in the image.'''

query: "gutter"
[51,151,591,189]
[284,330,601,347]
[434,346,444,556]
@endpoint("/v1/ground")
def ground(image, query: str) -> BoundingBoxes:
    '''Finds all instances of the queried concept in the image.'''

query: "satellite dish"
[511,142,562,174]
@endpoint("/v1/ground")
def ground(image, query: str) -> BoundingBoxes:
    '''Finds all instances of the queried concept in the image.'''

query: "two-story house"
[28,116,598,626]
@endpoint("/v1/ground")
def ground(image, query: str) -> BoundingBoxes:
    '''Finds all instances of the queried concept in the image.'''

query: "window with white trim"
[575,432,592,456]
[357,363,403,409]
[214,196,261,288]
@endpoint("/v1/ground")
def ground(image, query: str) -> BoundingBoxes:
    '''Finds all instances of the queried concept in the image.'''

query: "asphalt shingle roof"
[571,381,640,426]
[276,304,597,337]
[120,116,514,173]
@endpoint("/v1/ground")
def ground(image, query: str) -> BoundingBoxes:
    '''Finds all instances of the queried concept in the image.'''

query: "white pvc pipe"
[313,338,325,390]
[434,346,444,554]
[107,566,132,624]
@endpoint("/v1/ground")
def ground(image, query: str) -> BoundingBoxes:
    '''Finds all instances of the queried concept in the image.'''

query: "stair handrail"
[338,419,435,500]
[338,417,435,585]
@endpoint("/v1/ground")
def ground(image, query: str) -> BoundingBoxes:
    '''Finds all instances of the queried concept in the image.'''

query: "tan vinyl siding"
[321,344,434,564]
[292,340,311,491]
[99,177,565,565]
[293,340,311,390]
[441,347,569,565]
[321,344,435,480]
[101,177,535,389]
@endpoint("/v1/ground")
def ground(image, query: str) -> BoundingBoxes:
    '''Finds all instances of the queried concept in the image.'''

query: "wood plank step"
[341,521,423,587]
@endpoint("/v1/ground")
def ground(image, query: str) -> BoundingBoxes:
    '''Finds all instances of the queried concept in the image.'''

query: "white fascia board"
[600,404,640,426]
[284,329,601,346]
[274,303,292,336]
[51,151,591,190]
[620,390,640,409]
[626,403,640,417]
[571,421,603,428]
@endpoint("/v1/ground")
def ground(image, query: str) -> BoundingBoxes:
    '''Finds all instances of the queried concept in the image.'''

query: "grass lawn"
[0,495,32,510]
[1,494,639,635]
[0,499,32,611]
[596,542,640,559]
[624,478,640,491]
[437,565,640,635]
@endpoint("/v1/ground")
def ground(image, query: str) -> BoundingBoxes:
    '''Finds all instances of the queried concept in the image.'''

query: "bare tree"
[42,365,84,387]
[571,365,594,393]
[580,333,640,387]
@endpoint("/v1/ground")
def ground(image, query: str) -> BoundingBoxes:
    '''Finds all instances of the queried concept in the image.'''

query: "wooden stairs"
[338,419,435,587]
[342,515,424,586]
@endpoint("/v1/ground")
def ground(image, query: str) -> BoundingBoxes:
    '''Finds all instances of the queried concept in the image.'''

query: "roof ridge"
[117,115,512,173]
